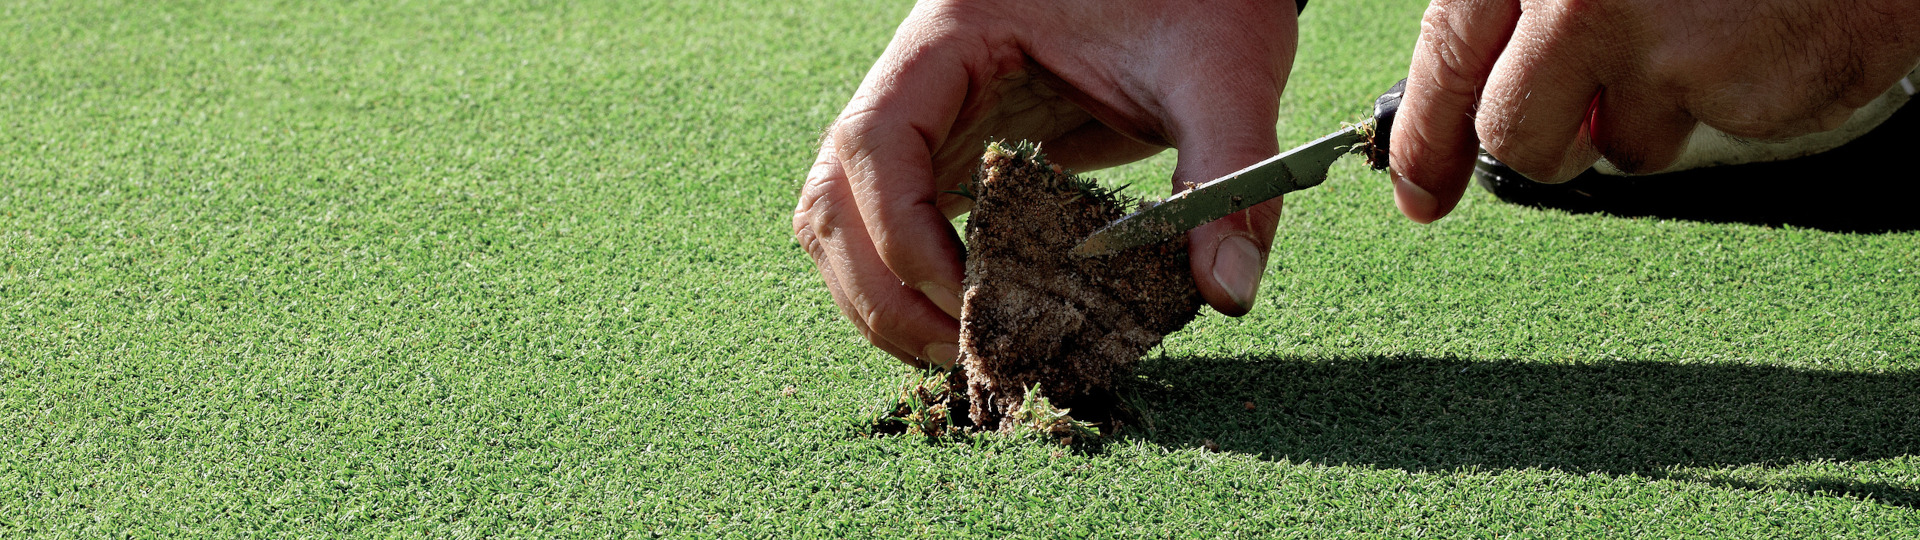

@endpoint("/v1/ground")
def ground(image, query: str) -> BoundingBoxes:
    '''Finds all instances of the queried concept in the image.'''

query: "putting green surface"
[4,0,1917,536]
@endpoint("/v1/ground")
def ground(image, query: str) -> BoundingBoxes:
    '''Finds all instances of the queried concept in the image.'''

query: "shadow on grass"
[1122,355,1920,507]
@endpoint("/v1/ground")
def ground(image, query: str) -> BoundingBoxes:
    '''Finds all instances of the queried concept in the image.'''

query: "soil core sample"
[957,142,1203,430]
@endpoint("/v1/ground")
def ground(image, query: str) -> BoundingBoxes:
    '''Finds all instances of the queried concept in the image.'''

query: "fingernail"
[918,282,963,319]
[1210,234,1265,312]
[921,343,959,367]
[1392,173,1439,224]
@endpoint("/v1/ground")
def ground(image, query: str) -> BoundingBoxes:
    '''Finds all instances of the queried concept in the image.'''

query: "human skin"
[1389,0,1920,223]
[793,0,1299,366]
[797,0,1920,367]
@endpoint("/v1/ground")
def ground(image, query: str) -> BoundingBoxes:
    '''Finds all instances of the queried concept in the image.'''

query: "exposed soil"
[954,142,1203,431]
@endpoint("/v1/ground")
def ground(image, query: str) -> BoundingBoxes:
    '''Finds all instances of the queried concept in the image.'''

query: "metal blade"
[1071,126,1366,258]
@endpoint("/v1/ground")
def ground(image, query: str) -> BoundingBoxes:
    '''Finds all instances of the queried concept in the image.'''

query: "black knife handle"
[1364,77,1407,170]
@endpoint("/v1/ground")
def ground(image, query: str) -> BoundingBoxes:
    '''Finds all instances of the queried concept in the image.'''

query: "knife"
[1071,78,1407,258]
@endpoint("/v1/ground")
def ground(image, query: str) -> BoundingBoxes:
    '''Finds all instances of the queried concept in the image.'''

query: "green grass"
[3,0,1917,536]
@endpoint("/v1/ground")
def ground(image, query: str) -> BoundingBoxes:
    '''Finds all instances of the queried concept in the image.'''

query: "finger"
[795,151,920,366]
[1188,201,1283,317]
[796,197,920,366]
[1474,4,1606,183]
[1691,80,1869,141]
[831,15,974,321]
[1390,0,1521,222]
[796,144,961,367]
[1590,85,1696,174]
[815,252,923,368]
[1158,51,1290,317]
[1680,3,1912,141]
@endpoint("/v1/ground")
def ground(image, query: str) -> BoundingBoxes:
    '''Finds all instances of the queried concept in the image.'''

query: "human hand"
[794,0,1299,366]
[1390,0,1920,223]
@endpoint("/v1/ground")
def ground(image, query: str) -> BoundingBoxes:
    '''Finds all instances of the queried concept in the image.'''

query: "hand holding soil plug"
[792,0,1296,368]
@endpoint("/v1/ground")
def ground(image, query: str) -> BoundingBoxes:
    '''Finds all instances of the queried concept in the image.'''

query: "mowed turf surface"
[4,0,1918,536]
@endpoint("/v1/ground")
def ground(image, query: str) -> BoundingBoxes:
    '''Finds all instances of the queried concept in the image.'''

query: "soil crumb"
[955,141,1202,431]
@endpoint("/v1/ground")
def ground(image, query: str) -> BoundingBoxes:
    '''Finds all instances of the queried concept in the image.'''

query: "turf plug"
[863,142,1199,443]
[953,140,1203,433]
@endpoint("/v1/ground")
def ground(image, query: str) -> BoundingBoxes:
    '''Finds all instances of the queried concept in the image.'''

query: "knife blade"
[1070,78,1406,259]
[1070,128,1365,258]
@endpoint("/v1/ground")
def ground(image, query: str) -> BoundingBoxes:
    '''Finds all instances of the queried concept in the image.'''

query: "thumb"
[1162,75,1286,316]
[1141,2,1295,316]
[1173,124,1283,317]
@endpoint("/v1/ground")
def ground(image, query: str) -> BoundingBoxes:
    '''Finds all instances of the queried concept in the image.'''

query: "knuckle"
[1419,1,1497,97]
[1386,104,1470,183]
[791,217,827,262]
[860,329,893,355]
[791,219,822,259]
[1678,2,1916,140]
[851,290,918,347]
[827,109,883,158]
[794,170,850,255]
[825,109,903,186]
[844,306,912,365]
[818,280,910,361]
[795,154,836,214]
[902,0,1000,48]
